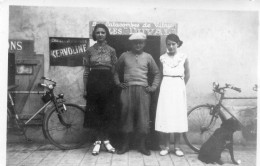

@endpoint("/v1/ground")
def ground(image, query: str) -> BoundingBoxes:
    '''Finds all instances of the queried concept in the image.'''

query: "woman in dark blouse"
[83,24,117,155]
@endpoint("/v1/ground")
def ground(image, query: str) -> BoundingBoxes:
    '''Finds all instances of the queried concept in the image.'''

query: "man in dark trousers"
[114,32,161,156]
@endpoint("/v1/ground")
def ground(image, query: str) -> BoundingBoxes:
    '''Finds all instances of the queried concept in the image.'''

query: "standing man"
[114,32,161,156]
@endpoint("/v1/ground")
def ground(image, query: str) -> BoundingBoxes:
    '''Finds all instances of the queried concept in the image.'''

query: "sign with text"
[50,37,89,66]
[8,40,34,55]
[89,21,178,37]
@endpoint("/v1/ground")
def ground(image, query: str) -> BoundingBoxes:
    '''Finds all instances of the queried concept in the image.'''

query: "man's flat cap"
[129,32,147,40]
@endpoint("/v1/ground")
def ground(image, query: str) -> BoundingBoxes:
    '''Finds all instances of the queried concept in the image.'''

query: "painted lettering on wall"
[8,40,34,55]
[90,21,178,37]
[9,40,23,51]
[49,37,89,66]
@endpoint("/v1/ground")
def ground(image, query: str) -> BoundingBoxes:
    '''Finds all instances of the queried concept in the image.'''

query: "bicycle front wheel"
[183,105,222,152]
[43,103,87,150]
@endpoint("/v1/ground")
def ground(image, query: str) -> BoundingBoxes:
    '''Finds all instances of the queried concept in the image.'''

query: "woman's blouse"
[83,42,117,79]
[160,52,187,77]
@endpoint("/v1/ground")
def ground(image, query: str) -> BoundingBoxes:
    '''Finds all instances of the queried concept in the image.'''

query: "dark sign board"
[89,21,178,37]
[8,40,34,55]
[49,37,89,66]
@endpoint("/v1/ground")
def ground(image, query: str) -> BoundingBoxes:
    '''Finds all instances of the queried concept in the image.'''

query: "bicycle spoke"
[43,103,87,150]
[183,105,222,152]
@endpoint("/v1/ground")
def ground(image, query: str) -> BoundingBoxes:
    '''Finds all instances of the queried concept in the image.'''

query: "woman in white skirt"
[155,34,190,156]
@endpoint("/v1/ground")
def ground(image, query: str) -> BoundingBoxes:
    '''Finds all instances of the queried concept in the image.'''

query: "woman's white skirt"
[155,77,188,133]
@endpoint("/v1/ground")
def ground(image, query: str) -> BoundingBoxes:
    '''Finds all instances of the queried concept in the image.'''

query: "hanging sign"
[49,37,89,66]
[8,40,34,55]
[89,21,178,37]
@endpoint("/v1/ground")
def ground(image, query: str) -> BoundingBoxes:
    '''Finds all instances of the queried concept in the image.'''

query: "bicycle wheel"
[240,107,257,141]
[183,105,223,152]
[43,103,87,150]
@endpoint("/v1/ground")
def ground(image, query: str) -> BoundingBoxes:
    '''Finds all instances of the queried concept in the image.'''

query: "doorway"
[109,35,161,66]
[109,35,161,150]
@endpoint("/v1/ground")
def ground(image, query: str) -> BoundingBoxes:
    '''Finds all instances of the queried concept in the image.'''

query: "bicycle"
[7,77,87,150]
[183,83,257,152]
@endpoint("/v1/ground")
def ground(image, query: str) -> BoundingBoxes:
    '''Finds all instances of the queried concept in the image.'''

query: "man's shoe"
[117,145,129,154]
[117,133,130,154]
[139,147,151,156]
[138,133,151,156]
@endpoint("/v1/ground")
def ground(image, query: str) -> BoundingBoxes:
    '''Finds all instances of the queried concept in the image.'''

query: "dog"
[198,118,241,165]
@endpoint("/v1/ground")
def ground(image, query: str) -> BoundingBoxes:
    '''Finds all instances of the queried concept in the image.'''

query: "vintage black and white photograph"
[0,0,259,165]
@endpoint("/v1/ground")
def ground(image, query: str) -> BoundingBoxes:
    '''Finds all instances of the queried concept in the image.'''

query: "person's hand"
[83,90,87,99]
[117,82,128,89]
[145,86,156,93]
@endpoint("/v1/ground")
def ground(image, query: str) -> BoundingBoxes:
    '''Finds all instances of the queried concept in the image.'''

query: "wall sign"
[49,37,89,66]
[89,21,178,37]
[8,40,34,55]
[16,65,33,75]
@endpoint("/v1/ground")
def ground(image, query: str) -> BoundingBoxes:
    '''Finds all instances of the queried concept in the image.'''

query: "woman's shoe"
[92,141,101,156]
[103,140,115,153]
[159,147,169,156]
[174,148,184,157]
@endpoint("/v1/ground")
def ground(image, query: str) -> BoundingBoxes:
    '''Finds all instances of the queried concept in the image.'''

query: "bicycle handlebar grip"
[41,76,56,84]
[232,87,241,93]
[43,77,51,81]
[38,83,47,88]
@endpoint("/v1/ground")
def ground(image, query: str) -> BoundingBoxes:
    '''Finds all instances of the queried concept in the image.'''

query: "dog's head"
[221,118,241,132]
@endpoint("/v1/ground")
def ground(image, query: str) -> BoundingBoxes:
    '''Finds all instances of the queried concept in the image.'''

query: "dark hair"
[92,23,111,41]
[166,34,183,48]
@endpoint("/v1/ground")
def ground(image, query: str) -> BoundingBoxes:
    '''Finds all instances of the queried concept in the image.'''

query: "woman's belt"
[90,66,111,71]
[163,75,183,79]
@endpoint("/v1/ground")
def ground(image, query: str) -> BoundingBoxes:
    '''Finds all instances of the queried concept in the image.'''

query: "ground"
[6,143,256,166]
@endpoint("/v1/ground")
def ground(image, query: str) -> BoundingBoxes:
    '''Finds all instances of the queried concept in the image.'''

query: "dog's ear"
[221,118,231,128]
[231,119,242,131]
[234,120,242,131]
[221,118,241,132]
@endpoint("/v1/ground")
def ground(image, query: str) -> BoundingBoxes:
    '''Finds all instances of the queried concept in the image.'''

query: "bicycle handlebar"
[213,82,241,93]
[38,83,55,90]
[225,84,241,93]
[41,77,56,84]
[39,77,57,90]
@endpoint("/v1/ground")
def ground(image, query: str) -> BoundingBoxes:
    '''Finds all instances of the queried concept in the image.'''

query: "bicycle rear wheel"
[183,105,222,152]
[43,103,87,150]
[240,107,257,141]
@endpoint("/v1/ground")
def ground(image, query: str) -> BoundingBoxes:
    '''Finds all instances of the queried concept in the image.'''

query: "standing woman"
[155,34,190,156]
[83,24,117,155]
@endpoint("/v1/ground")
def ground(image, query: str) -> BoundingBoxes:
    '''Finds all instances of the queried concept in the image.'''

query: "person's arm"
[83,67,89,96]
[114,54,123,85]
[114,54,127,88]
[159,61,163,80]
[110,49,117,74]
[184,58,190,84]
[146,56,161,92]
[83,51,90,98]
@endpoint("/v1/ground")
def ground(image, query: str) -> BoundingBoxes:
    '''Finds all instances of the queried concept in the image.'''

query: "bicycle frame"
[8,91,50,125]
[7,77,86,149]
[9,90,69,128]
[183,83,257,152]
[213,89,257,130]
